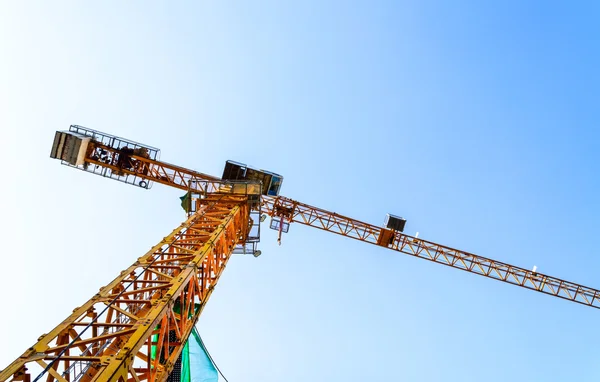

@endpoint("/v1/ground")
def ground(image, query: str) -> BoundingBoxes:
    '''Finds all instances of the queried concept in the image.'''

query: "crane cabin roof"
[222,160,283,196]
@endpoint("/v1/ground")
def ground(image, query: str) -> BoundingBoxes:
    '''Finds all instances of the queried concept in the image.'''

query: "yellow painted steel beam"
[1,194,249,382]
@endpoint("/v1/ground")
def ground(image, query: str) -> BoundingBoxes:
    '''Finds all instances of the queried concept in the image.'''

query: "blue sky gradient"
[1,1,599,381]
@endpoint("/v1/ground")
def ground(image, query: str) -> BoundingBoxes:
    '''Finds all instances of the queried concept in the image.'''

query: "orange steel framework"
[3,129,600,382]
[78,144,600,309]
[1,194,250,382]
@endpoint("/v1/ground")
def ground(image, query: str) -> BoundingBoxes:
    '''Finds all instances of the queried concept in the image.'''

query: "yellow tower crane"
[2,125,599,382]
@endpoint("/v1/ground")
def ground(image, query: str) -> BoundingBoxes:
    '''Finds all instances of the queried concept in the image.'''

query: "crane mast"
[1,193,253,382]
[2,125,599,382]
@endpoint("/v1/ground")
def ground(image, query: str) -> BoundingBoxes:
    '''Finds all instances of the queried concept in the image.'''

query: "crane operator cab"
[222,160,283,196]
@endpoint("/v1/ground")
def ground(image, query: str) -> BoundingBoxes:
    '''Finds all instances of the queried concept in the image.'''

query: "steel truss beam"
[1,194,249,382]
[261,195,600,309]
[83,142,222,194]
[64,143,600,310]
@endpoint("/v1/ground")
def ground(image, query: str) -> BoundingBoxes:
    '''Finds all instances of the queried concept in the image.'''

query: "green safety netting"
[180,327,218,382]
[152,327,218,382]
[151,302,218,382]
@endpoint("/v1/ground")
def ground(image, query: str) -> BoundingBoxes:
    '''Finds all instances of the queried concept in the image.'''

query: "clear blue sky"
[1,1,599,381]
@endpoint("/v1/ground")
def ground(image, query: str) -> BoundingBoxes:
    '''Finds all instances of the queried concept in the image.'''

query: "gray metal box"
[385,214,406,232]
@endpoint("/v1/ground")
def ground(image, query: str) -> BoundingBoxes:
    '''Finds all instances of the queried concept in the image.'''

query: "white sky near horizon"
[1,1,600,381]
